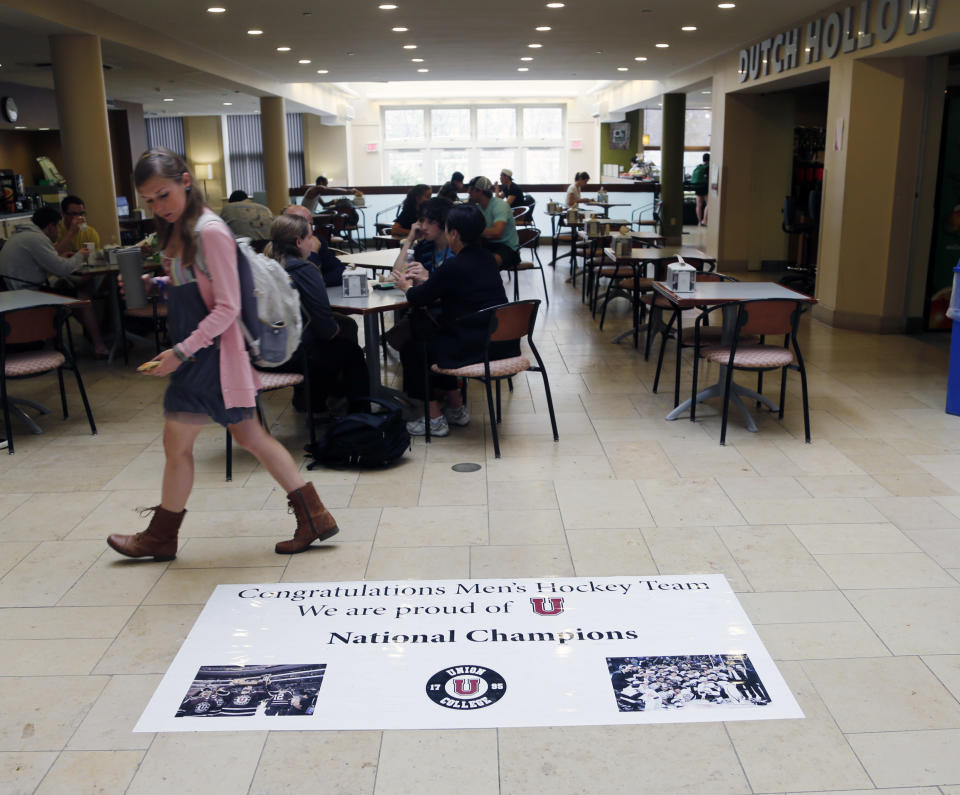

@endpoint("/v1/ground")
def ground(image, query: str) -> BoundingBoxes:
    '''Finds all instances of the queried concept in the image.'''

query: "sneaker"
[406,415,450,437]
[444,404,470,427]
[0,438,6,450]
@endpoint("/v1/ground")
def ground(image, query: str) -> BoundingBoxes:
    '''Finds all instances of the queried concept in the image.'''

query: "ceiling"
[0,0,834,115]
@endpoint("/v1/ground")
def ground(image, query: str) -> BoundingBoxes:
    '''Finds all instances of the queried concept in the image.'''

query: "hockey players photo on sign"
[175,663,325,718]
[606,654,770,713]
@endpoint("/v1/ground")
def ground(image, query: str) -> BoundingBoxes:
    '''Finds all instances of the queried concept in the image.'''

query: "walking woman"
[107,148,338,560]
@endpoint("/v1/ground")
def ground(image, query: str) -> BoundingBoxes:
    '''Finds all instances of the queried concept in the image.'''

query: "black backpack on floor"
[305,398,410,469]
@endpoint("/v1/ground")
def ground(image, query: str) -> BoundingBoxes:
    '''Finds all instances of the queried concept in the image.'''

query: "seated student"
[267,213,369,415]
[437,171,465,203]
[283,204,346,287]
[390,184,431,237]
[566,171,595,208]
[0,206,108,356]
[55,194,101,255]
[219,190,274,240]
[496,169,526,207]
[302,176,361,212]
[467,176,520,270]
[393,197,454,275]
[391,204,515,438]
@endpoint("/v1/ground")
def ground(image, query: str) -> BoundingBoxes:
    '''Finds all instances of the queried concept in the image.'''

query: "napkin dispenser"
[613,235,632,257]
[547,201,558,213]
[342,272,369,297]
[586,219,601,236]
[667,258,697,293]
[353,192,365,207]
[566,208,578,225]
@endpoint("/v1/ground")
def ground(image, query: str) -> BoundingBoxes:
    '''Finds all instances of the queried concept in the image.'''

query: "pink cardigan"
[177,210,261,409]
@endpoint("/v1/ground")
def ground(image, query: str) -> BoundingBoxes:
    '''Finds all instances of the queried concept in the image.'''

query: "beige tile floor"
[2,240,960,793]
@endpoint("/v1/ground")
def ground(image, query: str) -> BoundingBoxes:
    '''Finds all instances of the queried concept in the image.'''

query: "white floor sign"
[136,574,803,732]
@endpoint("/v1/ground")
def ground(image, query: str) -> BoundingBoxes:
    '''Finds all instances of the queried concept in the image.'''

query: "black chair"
[690,298,811,446]
[429,300,558,458]
[501,228,549,305]
[1,306,97,454]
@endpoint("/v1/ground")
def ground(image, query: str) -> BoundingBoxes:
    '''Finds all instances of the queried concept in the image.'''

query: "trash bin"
[946,262,960,416]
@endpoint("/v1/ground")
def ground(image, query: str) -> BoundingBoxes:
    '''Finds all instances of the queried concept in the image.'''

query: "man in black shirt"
[497,169,526,207]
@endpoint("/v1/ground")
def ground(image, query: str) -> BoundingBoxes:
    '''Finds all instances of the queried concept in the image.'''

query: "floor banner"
[135,574,802,732]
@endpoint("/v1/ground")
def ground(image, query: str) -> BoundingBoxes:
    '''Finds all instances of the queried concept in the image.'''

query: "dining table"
[339,248,400,272]
[327,280,408,401]
[653,280,816,432]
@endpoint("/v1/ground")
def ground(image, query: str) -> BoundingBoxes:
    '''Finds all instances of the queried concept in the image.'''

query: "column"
[49,34,121,246]
[660,93,686,246]
[260,96,289,214]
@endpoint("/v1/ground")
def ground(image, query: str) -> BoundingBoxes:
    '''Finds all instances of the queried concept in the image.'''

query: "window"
[477,107,516,140]
[685,110,712,148]
[523,107,562,140]
[226,114,265,194]
[643,109,662,148]
[381,105,565,185]
[145,117,186,158]
[431,108,470,141]
[384,109,424,141]
[286,112,305,188]
[386,150,425,186]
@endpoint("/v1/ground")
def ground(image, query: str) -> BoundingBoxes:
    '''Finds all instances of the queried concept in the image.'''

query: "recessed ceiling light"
[298,59,311,64]
[206,6,226,12]
[223,102,233,105]
[518,67,529,72]
[411,57,424,62]
[14,125,26,129]
[392,26,408,31]
[617,67,629,71]
[163,98,174,102]
[247,29,263,35]
[276,46,291,51]
[546,2,565,6]
[535,25,551,31]
[701,90,711,94]
[38,127,49,130]
[403,44,418,49]
[520,56,534,61]
[681,25,697,31]
[634,56,648,61]
[717,2,735,7]
[417,68,429,72]
[378,3,397,8]
[528,43,543,48]
[316,69,329,74]
[655,42,669,48]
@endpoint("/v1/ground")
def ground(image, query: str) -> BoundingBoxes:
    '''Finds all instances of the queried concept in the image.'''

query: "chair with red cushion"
[1,306,96,454]
[690,298,810,445]
[430,300,558,458]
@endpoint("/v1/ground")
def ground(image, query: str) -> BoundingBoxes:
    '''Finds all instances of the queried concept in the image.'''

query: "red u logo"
[453,677,479,696]
[530,597,564,616]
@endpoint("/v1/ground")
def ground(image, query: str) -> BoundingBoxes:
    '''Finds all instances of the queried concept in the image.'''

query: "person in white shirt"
[565,171,594,208]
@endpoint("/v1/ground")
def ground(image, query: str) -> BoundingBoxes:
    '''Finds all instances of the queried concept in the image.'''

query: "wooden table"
[328,282,408,400]
[588,202,629,218]
[372,233,405,250]
[339,248,399,272]
[654,280,816,432]
[599,247,717,345]
[0,290,87,443]
[626,230,666,247]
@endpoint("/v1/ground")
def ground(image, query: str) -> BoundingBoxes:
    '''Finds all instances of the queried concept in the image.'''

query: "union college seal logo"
[426,665,507,710]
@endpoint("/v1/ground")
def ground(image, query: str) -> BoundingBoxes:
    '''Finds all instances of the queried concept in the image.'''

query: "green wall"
[600,109,641,173]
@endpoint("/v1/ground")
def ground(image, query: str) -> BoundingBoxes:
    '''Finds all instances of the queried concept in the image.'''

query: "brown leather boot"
[107,505,186,562]
[276,482,339,554]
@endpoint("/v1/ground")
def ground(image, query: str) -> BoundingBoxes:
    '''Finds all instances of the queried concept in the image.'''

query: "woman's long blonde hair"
[133,148,206,265]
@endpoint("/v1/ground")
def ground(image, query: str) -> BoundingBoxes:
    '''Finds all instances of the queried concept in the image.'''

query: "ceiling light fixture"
[617,67,628,71]
[681,25,697,31]
[403,44,418,49]
[634,56,648,61]
[163,97,174,102]
[521,56,534,61]
[528,43,543,48]
[316,69,329,74]
[223,102,233,105]
[39,127,49,130]
[717,2,735,7]
[417,68,429,72]
[298,59,311,64]
[518,67,529,72]
[276,46,291,51]
[546,2,565,6]
[536,26,551,31]
[701,90,711,94]
[655,42,669,48]
[411,57,424,62]
[378,3,398,8]
[392,26,408,31]
[14,125,26,129]
[247,29,263,35]
[206,6,226,12]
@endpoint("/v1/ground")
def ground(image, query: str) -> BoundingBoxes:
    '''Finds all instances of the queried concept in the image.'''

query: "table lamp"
[195,163,213,195]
